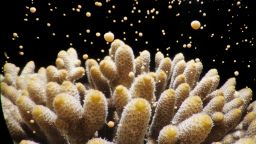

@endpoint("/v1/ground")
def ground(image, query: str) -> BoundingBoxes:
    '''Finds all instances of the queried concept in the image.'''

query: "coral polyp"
[1,39,256,144]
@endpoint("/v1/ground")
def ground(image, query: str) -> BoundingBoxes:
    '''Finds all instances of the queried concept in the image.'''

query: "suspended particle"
[19,51,24,56]
[86,29,91,33]
[47,23,51,27]
[101,49,105,53]
[187,43,192,48]
[150,8,155,13]
[78,5,82,9]
[191,20,201,30]
[95,2,103,7]
[168,5,172,9]
[30,120,35,124]
[107,121,115,128]
[4,52,9,59]
[237,1,241,6]
[13,33,18,38]
[76,8,80,12]
[35,18,39,21]
[234,71,239,76]
[86,12,91,17]
[66,34,69,38]
[19,45,23,49]
[30,7,36,13]
[182,44,187,48]
[138,32,143,37]
[83,54,89,60]
[104,32,115,42]
[52,33,56,36]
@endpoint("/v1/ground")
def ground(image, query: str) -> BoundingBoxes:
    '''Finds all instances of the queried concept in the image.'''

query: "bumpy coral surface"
[1,39,256,144]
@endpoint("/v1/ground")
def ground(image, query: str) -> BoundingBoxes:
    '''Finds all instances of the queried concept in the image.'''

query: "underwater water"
[1,0,256,143]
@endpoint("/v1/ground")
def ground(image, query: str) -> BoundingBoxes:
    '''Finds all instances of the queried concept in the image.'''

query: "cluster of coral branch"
[1,39,256,144]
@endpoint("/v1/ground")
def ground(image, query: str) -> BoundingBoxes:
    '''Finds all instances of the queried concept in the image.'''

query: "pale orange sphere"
[191,20,201,30]
[104,32,115,42]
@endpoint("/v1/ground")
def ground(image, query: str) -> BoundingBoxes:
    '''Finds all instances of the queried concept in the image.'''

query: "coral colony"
[1,38,256,144]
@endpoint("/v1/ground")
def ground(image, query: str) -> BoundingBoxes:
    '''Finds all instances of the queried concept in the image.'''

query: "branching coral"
[1,39,256,144]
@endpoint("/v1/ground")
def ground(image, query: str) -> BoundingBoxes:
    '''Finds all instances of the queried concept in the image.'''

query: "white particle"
[138,32,143,37]
[13,33,18,38]
[47,23,51,27]
[96,32,101,37]
[19,45,23,49]
[30,7,36,13]
[95,2,103,7]
[187,43,192,48]
[86,12,91,17]
[234,71,239,76]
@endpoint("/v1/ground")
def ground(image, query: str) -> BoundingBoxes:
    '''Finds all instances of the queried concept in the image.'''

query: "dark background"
[1,0,256,143]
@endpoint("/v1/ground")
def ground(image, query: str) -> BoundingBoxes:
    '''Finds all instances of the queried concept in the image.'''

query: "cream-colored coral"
[1,39,255,144]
